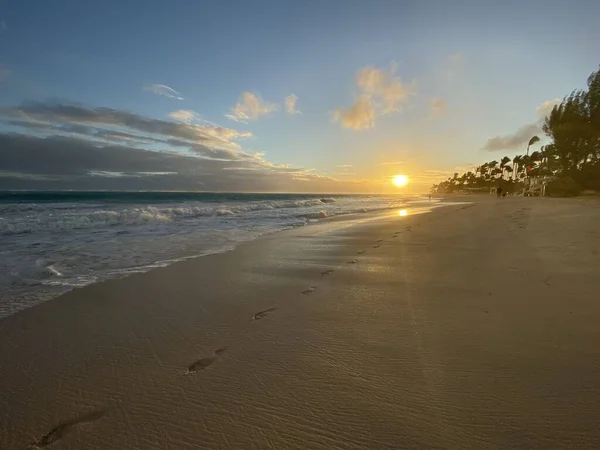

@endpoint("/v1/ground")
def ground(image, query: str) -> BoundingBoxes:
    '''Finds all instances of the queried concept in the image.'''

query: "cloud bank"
[0,101,370,192]
[482,98,560,151]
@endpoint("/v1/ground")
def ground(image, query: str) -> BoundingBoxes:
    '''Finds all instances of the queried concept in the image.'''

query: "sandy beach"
[1,197,600,449]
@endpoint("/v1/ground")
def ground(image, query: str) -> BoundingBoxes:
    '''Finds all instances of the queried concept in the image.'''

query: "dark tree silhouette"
[432,66,600,195]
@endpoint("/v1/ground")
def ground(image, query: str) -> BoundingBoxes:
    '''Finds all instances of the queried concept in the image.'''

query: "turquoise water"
[0,191,419,318]
[0,191,354,204]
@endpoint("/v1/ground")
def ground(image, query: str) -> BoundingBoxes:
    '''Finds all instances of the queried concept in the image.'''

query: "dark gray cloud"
[3,119,165,145]
[1,102,257,162]
[0,100,370,192]
[482,122,541,152]
[0,133,194,176]
[0,133,359,192]
[481,99,559,152]
[0,101,251,151]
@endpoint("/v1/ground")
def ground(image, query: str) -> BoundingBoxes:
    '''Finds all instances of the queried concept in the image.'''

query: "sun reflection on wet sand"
[399,209,408,217]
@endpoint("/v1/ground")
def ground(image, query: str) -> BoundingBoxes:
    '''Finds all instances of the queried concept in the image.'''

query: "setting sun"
[392,175,409,187]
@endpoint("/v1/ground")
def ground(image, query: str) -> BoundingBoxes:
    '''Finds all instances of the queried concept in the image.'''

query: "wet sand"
[1,197,600,449]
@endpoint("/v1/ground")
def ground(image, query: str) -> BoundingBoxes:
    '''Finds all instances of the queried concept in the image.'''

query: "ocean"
[0,191,426,318]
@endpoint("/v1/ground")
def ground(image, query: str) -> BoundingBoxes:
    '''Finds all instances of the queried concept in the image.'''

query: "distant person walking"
[496,187,502,198]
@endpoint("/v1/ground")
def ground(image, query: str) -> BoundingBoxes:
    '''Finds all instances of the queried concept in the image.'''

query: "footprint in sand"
[376,239,383,244]
[405,226,412,231]
[373,244,381,248]
[356,250,366,255]
[392,235,398,238]
[321,269,334,276]
[252,307,277,321]
[30,409,108,448]
[302,286,316,295]
[347,259,358,264]
[184,348,227,375]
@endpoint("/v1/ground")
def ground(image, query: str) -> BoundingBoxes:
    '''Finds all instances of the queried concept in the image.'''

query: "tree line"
[433,66,600,196]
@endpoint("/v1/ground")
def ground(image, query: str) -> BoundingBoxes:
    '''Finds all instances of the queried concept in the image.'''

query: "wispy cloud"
[430,98,447,117]
[284,94,301,115]
[380,160,405,165]
[168,109,221,128]
[169,109,204,123]
[168,109,198,123]
[144,83,184,100]
[333,64,414,130]
[336,164,353,168]
[482,98,560,151]
[226,92,277,123]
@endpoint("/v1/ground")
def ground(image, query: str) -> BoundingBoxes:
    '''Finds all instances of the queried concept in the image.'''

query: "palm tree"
[466,171,475,185]
[521,154,532,179]
[480,162,490,180]
[487,161,498,179]
[526,135,540,156]
[512,155,523,180]
[500,156,511,179]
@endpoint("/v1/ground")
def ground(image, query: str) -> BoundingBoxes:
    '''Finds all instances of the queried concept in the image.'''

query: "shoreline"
[2,197,600,448]
[0,195,443,320]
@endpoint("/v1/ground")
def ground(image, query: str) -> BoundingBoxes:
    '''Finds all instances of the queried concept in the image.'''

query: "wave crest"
[0,197,343,235]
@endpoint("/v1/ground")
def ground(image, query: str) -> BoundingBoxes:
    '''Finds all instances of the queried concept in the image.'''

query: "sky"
[0,0,599,193]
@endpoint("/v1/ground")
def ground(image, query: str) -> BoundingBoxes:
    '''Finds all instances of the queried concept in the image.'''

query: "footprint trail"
[184,347,227,375]
[30,409,108,448]
[252,307,277,321]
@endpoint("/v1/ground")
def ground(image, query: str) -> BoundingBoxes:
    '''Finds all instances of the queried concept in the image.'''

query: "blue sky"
[0,0,599,192]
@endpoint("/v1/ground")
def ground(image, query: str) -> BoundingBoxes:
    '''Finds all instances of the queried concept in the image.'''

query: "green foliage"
[542,67,600,179]
[545,177,583,197]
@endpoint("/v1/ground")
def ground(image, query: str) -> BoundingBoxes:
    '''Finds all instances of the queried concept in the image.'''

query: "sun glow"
[399,209,408,216]
[392,174,409,187]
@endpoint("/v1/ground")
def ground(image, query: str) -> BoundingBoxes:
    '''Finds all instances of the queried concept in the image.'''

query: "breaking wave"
[0,197,343,236]
[0,193,427,318]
